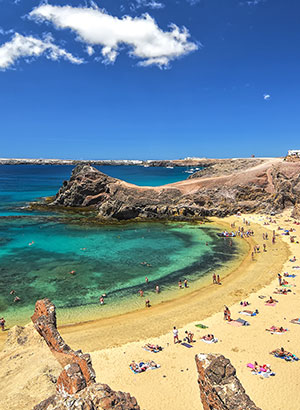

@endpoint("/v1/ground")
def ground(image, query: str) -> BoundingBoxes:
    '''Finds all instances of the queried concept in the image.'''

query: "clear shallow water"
[0,165,242,326]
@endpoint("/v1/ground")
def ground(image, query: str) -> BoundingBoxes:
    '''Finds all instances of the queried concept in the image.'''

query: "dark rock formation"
[32,299,140,410]
[195,353,261,410]
[45,160,300,220]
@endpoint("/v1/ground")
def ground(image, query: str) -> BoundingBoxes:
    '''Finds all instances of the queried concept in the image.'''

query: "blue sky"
[0,0,299,159]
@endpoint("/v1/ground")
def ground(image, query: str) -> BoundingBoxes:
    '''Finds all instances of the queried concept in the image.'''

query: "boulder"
[195,353,261,410]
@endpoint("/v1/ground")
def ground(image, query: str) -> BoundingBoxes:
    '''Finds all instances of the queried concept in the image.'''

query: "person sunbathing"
[184,330,194,343]
[266,326,285,333]
[146,360,159,368]
[271,347,291,357]
[144,343,162,352]
[201,334,214,341]
[266,296,276,304]
[130,361,140,372]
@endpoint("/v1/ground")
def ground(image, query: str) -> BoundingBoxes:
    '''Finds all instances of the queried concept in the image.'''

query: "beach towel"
[239,311,257,316]
[228,320,243,327]
[266,327,288,334]
[195,324,208,329]
[290,319,300,325]
[181,342,193,348]
[285,274,296,278]
[265,302,277,307]
[236,318,250,326]
[274,354,298,362]
[201,338,218,344]
[143,346,161,353]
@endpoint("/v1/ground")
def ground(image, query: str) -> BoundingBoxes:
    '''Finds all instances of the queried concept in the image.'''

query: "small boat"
[217,232,236,238]
[166,166,174,169]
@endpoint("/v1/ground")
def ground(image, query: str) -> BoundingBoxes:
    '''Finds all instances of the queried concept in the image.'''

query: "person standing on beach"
[145,277,149,284]
[173,326,179,344]
[178,280,182,289]
[278,273,282,286]
[0,317,5,331]
[155,285,160,293]
[213,273,217,284]
[139,289,144,297]
[184,279,188,288]
[217,275,221,285]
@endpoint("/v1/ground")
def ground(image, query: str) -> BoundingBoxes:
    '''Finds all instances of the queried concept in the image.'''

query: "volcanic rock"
[32,299,140,410]
[195,353,261,410]
[47,159,300,220]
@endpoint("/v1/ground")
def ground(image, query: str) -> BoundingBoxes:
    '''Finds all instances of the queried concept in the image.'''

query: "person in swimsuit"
[0,317,5,331]
[173,326,179,344]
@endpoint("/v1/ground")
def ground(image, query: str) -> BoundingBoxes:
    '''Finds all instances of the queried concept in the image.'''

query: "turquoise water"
[0,165,241,326]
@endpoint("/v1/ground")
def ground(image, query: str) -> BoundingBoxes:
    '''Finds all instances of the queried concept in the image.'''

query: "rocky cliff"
[31,299,140,410]
[195,353,261,410]
[46,159,300,220]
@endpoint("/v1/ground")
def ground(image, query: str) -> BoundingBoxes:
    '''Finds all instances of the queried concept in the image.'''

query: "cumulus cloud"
[29,4,198,68]
[263,94,271,100]
[0,32,83,70]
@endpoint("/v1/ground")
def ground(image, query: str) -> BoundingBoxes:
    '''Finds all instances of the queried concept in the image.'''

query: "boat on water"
[166,166,174,169]
[217,232,236,238]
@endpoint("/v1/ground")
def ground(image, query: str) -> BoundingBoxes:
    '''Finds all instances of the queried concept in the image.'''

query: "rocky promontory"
[45,158,300,220]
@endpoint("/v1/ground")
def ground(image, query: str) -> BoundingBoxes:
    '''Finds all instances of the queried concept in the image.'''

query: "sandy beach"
[2,211,300,410]
[61,212,298,410]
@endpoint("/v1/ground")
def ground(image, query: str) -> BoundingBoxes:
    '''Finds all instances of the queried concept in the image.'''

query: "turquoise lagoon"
[0,165,244,326]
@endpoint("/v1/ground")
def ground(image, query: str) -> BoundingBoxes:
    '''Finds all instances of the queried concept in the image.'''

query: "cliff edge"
[46,159,300,220]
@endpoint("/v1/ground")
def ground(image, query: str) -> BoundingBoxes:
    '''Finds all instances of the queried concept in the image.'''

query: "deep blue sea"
[0,165,242,325]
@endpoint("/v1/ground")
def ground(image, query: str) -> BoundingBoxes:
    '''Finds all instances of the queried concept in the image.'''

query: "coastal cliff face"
[195,354,261,410]
[31,299,140,410]
[47,159,300,220]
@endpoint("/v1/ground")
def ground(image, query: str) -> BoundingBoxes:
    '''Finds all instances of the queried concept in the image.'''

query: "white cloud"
[130,0,165,11]
[86,45,95,56]
[263,94,271,100]
[29,4,198,68]
[0,32,83,70]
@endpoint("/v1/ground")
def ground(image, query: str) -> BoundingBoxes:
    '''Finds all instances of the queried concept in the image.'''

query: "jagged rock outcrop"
[195,353,261,410]
[44,159,300,220]
[32,299,140,410]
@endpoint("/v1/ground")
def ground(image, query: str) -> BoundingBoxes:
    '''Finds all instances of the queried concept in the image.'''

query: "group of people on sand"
[173,326,195,344]
[212,273,221,285]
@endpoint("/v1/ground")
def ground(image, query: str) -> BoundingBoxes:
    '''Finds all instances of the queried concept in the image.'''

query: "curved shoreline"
[55,216,288,352]
[0,215,289,353]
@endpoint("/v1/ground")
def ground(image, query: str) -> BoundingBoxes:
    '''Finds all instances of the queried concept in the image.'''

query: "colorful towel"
[181,342,193,348]
[201,338,218,344]
[265,302,277,306]
[195,324,208,329]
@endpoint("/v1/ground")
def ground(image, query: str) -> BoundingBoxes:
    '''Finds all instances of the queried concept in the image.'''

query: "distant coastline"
[0,157,212,167]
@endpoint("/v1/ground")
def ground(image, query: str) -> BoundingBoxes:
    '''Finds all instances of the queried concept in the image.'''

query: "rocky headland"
[43,158,300,221]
